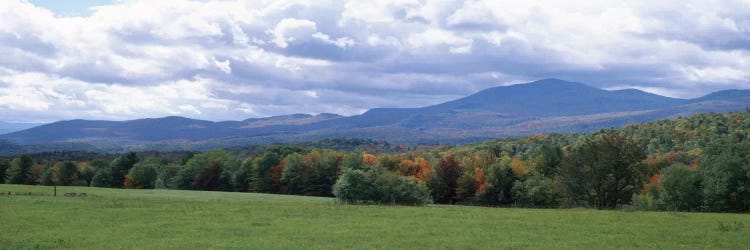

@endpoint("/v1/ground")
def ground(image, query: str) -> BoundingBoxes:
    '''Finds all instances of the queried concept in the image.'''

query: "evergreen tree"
[0,158,9,183]
[56,161,78,186]
[5,155,34,184]
[110,152,138,188]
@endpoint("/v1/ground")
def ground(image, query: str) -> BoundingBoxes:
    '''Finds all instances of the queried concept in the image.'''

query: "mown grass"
[1,184,748,249]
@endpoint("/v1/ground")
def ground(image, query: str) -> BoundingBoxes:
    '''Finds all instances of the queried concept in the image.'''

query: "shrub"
[630,193,663,211]
[332,169,378,203]
[333,168,431,205]
[512,173,560,208]
[124,161,160,189]
[90,167,113,187]
[375,171,431,205]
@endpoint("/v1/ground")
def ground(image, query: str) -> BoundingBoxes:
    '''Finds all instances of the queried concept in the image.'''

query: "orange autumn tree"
[414,158,431,182]
[362,153,378,166]
[398,157,431,182]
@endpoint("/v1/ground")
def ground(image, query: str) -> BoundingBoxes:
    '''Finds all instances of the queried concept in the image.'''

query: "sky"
[0,0,749,123]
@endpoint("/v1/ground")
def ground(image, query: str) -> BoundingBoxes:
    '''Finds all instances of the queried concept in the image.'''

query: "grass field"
[1,184,748,249]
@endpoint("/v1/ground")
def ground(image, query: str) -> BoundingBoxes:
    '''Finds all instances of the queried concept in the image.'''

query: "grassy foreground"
[1,184,748,249]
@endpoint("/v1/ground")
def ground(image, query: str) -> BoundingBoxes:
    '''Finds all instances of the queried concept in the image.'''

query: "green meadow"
[1,184,748,249]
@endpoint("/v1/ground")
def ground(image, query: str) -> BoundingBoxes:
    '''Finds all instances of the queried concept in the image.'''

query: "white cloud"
[0,69,251,121]
[605,85,696,99]
[214,59,232,74]
[312,32,354,48]
[678,65,749,83]
[270,18,318,48]
[304,90,319,98]
[408,29,473,54]
[269,18,354,49]
[0,0,749,122]
[445,0,497,28]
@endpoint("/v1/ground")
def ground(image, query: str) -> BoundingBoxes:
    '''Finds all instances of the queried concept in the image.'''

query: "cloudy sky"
[0,0,748,122]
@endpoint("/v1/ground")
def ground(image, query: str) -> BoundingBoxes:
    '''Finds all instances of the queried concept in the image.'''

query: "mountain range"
[1,78,749,154]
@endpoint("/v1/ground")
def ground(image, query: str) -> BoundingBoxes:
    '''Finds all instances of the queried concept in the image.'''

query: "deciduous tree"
[560,132,647,209]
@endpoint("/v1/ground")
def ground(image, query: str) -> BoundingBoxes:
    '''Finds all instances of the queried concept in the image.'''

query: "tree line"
[1,111,749,212]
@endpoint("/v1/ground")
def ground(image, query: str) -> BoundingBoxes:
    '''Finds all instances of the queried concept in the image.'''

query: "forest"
[2,110,749,212]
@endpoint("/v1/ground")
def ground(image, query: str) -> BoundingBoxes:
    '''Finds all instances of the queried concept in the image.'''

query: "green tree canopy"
[658,164,702,211]
[700,137,750,212]
[561,132,647,209]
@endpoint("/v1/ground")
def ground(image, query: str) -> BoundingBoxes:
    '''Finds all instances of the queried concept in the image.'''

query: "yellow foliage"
[510,156,530,176]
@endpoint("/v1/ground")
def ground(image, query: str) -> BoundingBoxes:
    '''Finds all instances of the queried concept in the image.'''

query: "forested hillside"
[2,111,749,212]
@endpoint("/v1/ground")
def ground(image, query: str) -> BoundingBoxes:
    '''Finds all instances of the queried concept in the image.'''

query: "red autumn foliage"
[269,158,286,192]
[192,161,223,191]
[474,168,487,195]
[641,173,660,194]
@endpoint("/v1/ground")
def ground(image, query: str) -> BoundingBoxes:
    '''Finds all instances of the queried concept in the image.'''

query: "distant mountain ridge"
[0,122,44,135]
[1,78,749,153]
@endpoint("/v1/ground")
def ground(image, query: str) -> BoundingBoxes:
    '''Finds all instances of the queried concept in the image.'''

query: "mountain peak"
[316,113,343,118]
[427,79,678,116]
[527,78,575,85]
[493,79,596,94]
[155,116,194,121]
